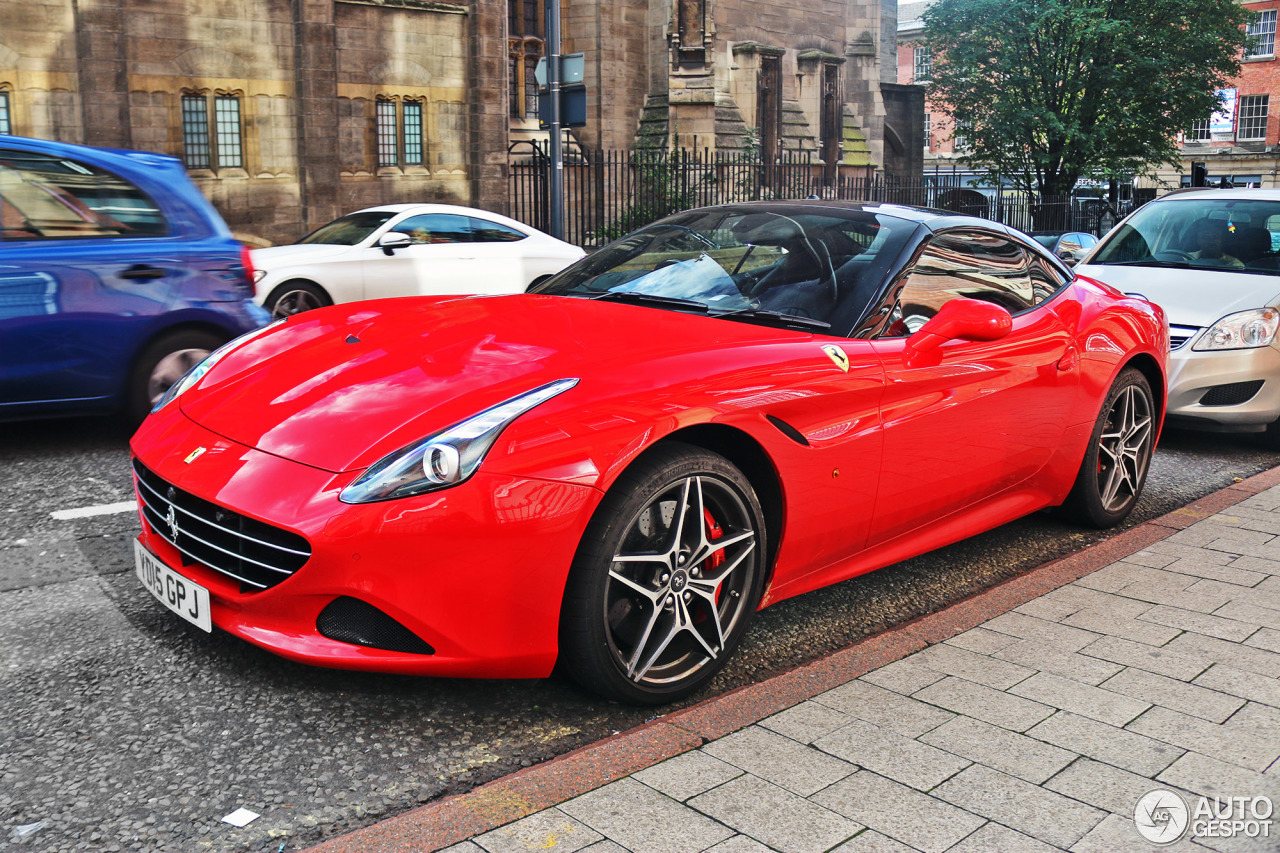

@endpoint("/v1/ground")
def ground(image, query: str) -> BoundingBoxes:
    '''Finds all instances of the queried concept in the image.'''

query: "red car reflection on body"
[130,202,1167,704]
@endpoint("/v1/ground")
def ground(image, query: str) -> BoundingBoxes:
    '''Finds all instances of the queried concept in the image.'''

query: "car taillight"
[240,245,257,295]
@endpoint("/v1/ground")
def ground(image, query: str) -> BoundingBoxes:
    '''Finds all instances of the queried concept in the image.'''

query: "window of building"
[375,99,426,169]
[376,99,398,167]
[757,53,782,165]
[403,101,424,166]
[1248,9,1277,58]
[1185,119,1211,142]
[0,91,10,135]
[819,61,842,181]
[913,47,932,82]
[181,93,243,170]
[953,119,972,151]
[509,0,544,121]
[923,113,931,150]
[1239,94,1269,141]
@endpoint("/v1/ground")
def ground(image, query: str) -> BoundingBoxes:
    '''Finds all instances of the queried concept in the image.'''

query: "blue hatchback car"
[0,136,267,423]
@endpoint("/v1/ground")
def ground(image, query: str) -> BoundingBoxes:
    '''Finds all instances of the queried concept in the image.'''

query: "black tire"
[127,329,224,426]
[264,280,331,319]
[1060,367,1155,528]
[559,442,767,705]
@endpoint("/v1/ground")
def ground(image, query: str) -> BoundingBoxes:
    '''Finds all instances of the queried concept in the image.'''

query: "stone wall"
[0,0,497,246]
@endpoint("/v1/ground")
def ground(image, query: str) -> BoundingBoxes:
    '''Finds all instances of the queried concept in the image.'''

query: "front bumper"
[1165,336,1280,432]
[130,409,602,677]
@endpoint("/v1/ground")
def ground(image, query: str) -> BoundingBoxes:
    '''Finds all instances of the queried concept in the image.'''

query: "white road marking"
[50,501,138,521]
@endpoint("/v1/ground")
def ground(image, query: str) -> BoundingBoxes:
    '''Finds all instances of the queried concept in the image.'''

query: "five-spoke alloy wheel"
[1062,367,1155,527]
[560,444,766,704]
[265,280,330,319]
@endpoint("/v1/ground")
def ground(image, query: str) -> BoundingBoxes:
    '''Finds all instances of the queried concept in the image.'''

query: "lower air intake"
[316,597,435,655]
[1199,380,1265,407]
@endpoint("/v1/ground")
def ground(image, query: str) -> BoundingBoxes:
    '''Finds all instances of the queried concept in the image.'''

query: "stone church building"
[0,0,917,246]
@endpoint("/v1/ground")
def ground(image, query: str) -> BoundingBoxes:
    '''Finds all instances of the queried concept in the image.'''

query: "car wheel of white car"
[559,442,767,705]
[127,329,223,427]
[265,280,331,319]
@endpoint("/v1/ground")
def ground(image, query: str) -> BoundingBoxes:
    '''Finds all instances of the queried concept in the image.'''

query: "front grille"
[1169,325,1199,351]
[1200,380,1265,407]
[132,459,311,590]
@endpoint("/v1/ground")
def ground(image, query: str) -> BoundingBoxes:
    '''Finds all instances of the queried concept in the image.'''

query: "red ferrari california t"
[130,201,1168,704]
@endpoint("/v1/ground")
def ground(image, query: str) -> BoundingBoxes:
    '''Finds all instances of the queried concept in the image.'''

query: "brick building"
[1159,0,1280,189]
[0,0,912,246]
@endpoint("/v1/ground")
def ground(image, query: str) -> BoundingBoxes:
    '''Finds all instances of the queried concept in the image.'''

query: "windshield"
[296,211,397,245]
[1090,197,1280,274]
[532,207,917,335]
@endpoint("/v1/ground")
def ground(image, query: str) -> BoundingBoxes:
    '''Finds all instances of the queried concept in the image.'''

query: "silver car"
[1076,188,1280,445]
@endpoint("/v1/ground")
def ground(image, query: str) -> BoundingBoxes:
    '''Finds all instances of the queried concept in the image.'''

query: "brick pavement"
[311,472,1280,853]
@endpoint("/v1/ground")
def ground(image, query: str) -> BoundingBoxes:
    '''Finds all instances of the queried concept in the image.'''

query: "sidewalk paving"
[310,469,1280,853]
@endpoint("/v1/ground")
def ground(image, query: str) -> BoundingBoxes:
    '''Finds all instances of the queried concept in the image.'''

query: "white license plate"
[134,539,212,632]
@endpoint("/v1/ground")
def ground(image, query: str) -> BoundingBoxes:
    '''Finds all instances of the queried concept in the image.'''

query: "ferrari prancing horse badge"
[821,344,850,372]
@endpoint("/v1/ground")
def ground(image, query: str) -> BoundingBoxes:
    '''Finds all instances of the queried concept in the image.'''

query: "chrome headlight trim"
[1192,308,1280,352]
[338,378,580,504]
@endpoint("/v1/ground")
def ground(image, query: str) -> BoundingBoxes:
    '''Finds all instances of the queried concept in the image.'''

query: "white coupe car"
[252,204,586,318]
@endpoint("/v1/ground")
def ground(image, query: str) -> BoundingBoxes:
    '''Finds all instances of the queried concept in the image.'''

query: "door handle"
[119,264,167,281]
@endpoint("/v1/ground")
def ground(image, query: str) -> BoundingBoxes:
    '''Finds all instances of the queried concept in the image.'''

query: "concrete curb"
[306,464,1280,853]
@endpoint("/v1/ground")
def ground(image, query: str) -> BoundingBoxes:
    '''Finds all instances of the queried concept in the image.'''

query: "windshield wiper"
[588,291,709,312]
[711,308,831,332]
[1096,260,1192,268]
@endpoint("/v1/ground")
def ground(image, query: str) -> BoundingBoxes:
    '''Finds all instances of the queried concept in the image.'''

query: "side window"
[469,217,526,242]
[394,213,472,244]
[879,230,1035,338]
[0,148,166,241]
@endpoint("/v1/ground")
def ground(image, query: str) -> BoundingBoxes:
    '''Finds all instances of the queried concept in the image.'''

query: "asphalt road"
[1,415,1275,852]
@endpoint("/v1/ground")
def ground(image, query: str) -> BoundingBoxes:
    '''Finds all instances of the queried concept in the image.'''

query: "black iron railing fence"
[509,143,1144,248]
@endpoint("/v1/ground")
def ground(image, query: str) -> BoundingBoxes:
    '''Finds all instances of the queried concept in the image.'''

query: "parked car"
[1076,188,1280,445]
[130,201,1166,704]
[251,204,586,318]
[0,136,266,424]
[1030,231,1099,267]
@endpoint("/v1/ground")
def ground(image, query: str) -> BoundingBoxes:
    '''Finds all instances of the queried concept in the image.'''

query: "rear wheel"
[127,329,223,426]
[265,280,330,319]
[559,443,767,704]
[1060,368,1155,527]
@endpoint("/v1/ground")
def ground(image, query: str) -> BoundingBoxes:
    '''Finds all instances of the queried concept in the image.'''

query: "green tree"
[924,0,1252,199]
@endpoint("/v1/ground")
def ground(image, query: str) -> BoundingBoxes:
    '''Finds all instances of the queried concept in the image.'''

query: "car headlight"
[252,269,267,284]
[339,378,580,504]
[1192,308,1280,351]
[151,320,285,413]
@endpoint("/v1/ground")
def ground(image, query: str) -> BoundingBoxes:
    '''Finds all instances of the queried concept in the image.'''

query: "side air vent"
[766,414,810,446]
[317,597,435,655]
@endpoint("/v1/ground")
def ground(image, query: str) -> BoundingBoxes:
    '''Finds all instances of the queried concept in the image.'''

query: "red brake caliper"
[703,508,725,603]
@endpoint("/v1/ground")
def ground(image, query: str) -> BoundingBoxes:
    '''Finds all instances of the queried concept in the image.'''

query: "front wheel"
[559,444,767,704]
[126,329,223,426]
[1060,368,1155,527]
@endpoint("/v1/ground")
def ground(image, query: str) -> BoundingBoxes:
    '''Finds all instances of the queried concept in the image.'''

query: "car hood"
[1076,263,1280,328]
[178,294,798,473]
[251,243,353,267]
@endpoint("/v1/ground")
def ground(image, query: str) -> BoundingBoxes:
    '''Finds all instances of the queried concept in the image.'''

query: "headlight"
[252,269,267,284]
[339,378,580,503]
[151,320,285,413]
[1193,308,1280,351]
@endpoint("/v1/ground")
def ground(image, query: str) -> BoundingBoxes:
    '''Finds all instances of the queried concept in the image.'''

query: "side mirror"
[903,298,1013,366]
[378,232,412,255]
